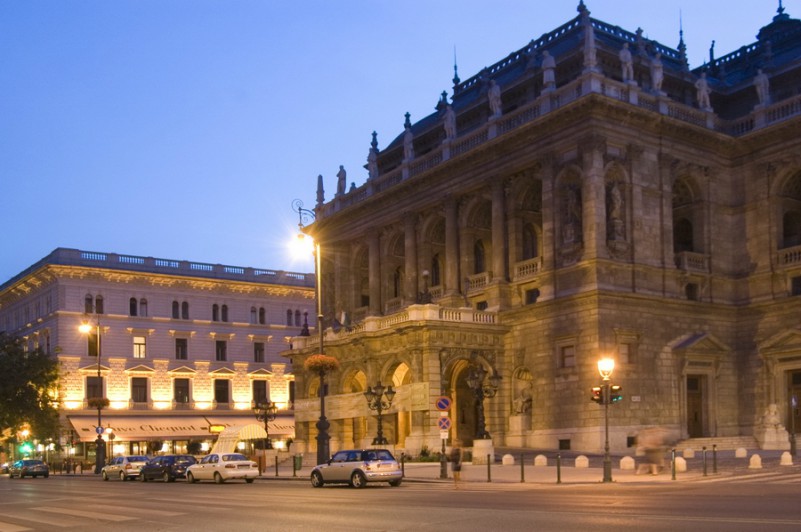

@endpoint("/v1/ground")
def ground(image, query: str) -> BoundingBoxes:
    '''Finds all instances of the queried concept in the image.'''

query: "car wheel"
[245,478,254,484]
[139,473,147,482]
[214,472,224,484]
[310,471,324,488]
[350,471,367,489]
[163,472,172,483]
[102,471,109,481]
[43,473,49,479]
[120,471,126,481]
[389,479,402,487]
[187,472,197,483]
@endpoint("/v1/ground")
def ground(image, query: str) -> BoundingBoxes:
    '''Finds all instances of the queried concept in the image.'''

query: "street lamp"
[364,382,396,445]
[790,394,797,457]
[598,357,615,483]
[465,363,501,440]
[293,198,332,466]
[79,316,106,474]
[253,400,278,450]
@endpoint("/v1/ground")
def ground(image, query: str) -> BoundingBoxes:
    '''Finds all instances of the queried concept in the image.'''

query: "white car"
[185,453,259,484]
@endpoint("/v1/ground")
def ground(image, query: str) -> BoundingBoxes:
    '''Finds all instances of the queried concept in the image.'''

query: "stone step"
[675,436,758,451]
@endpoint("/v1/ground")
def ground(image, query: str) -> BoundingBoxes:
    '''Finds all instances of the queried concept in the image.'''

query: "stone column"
[582,136,606,259]
[404,213,418,302]
[444,197,460,296]
[491,180,507,281]
[368,231,381,315]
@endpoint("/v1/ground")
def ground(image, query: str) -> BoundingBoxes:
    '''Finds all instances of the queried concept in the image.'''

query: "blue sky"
[0,0,790,283]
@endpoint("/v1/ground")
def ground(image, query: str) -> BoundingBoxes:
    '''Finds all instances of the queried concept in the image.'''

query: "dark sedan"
[8,459,49,479]
[139,454,197,482]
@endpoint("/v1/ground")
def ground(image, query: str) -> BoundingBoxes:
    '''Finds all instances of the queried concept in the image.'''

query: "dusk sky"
[1,1,790,283]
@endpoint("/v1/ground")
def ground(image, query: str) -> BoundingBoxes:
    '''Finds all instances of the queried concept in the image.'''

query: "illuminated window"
[133,336,146,359]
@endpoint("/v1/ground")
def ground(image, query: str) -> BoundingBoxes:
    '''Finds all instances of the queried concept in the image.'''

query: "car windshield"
[128,456,148,462]
[222,454,249,462]
[175,456,194,464]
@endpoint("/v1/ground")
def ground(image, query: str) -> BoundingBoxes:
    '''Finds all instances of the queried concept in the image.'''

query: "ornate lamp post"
[79,316,107,474]
[465,363,501,440]
[295,196,338,466]
[790,394,798,457]
[364,382,397,445]
[598,357,615,483]
[254,400,277,450]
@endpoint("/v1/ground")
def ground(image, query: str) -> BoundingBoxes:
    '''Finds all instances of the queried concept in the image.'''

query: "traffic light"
[610,384,623,403]
[19,442,33,455]
[591,386,603,403]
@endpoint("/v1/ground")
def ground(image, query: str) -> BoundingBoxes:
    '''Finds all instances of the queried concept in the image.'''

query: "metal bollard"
[671,448,676,481]
[556,453,562,484]
[712,444,717,474]
[487,454,492,483]
[520,453,525,483]
[275,455,279,477]
[702,446,708,476]
[292,455,297,477]
[401,453,406,478]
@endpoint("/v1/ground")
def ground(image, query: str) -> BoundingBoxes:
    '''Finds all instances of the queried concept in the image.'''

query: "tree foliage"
[0,333,60,440]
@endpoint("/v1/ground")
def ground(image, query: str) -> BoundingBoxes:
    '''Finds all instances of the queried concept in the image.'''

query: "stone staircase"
[674,435,759,451]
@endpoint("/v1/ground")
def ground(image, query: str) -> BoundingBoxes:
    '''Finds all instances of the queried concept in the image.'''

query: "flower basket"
[87,397,109,410]
[303,354,340,374]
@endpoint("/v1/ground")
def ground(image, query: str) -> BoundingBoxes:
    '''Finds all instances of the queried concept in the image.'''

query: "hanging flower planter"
[87,397,109,410]
[304,354,340,374]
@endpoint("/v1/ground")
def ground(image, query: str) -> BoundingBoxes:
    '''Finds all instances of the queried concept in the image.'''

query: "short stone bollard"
[575,455,589,468]
[502,454,515,466]
[534,454,548,467]
[682,448,695,459]
[748,454,762,469]
[674,456,687,473]
[780,451,793,466]
[735,447,748,458]
[619,456,635,470]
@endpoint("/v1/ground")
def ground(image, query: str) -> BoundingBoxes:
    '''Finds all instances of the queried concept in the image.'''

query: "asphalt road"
[1,474,799,531]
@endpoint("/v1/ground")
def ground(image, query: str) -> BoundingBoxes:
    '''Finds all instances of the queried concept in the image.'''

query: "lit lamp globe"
[598,358,615,381]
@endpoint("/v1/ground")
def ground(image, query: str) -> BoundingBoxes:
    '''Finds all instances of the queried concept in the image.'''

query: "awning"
[67,414,294,442]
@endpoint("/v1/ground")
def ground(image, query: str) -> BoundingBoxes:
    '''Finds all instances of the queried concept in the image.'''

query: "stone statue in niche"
[562,184,582,245]
[607,181,625,241]
[754,69,771,106]
[650,52,664,93]
[443,104,457,140]
[695,72,712,111]
[619,43,634,83]
[513,381,533,414]
[488,80,502,118]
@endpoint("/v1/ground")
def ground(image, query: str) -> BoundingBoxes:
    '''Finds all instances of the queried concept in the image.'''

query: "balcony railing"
[777,244,801,266]
[674,251,709,272]
[513,258,543,281]
[466,271,491,292]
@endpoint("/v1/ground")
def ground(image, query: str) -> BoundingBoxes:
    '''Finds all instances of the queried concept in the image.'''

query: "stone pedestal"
[506,414,530,447]
[755,426,791,450]
[471,438,495,465]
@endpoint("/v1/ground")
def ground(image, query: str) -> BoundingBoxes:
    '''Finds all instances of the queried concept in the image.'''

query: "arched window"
[129,297,138,317]
[85,295,94,314]
[212,304,220,322]
[95,296,104,314]
[181,301,189,320]
[673,218,694,253]
[259,307,266,325]
[474,240,486,274]
[295,310,301,327]
[250,307,257,324]
[783,211,801,248]
[172,301,180,319]
[286,309,293,325]
[393,267,402,298]
[139,298,148,317]
[522,224,538,260]
[431,255,441,286]
[221,304,228,322]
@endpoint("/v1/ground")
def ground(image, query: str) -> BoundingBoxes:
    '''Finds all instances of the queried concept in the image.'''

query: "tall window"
[560,345,576,368]
[87,331,99,358]
[254,342,265,363]
[221,304,229,322]
[259,307,266,325]
[175,338,188,360]
[212,304,219,322]
[286,309,292,325]
[85,294,94,314]
[129,297,138,316]
[174,378,190,404]
[294,310,301,327]
[133,336,146,358]
[131,377,148,403]
[431,255,441,286]
[522,224,539,260]
[181,301,189,319]
[172,301,180,319]
[95,296,104,314]
[86,376,103,399]
[474,240,486,274]
[139,298,148,317]
[215,340,227,361]
[250,307,257,324]
[252,380,267,403]
[214,379,230,404]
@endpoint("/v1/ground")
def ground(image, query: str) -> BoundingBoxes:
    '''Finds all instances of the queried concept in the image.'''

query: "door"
[790,370,801,436]
[686,375,705,438]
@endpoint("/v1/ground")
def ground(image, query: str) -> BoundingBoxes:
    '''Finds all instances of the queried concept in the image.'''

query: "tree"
[0,333,60,441]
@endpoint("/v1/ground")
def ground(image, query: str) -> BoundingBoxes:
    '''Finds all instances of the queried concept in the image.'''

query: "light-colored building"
[286,3,801,460]
[0,248,314,459]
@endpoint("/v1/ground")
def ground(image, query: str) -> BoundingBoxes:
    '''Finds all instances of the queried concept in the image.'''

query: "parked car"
[1,462,9,474]
[185,453,258,484]
[310,449,402,488]
[8,459,50,479]
[101,455,149,481]
[139,454,197,482]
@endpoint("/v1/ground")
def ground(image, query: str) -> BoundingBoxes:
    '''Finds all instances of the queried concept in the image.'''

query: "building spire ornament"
[452,46,460,87]
[678,10,688,70]
[316,174,324,207]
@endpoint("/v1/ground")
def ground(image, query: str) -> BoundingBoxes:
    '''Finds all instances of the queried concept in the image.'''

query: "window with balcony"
[86,376,103,399]
[174,378,190,405]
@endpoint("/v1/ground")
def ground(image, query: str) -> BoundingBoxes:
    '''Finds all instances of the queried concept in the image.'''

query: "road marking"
[38,507,135,521]
[0,522,32,532]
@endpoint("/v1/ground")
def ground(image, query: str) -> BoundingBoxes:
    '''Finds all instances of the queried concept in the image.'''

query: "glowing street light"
[598,357,615,483]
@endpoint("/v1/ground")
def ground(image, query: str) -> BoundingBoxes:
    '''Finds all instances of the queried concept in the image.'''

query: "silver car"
[101,455,149,481]
[310,449,403,488]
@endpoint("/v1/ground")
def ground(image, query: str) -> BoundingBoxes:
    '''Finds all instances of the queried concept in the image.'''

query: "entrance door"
[790,370,801,436]
[686,375,705,438]
[455,373,477,447]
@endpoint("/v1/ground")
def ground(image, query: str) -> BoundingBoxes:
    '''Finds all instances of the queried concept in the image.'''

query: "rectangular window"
[133,336,146,359]
[252,380,267,404]
[214,379,229,404]
[87,332,99,358]
[560,345,575,368]
[175,338,188,360]
[86,376,103,399]
[132,377,148,403]
[174,378,190,404]
[215,340,227,361]
[254,342,265,363]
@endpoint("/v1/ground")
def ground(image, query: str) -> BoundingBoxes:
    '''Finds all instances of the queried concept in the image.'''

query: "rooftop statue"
[542,51,556,90]
[650,53,664,93]
[695,72,712,111]
[488,80,502,118]
[754,69,771,106]
[619,43,634,83]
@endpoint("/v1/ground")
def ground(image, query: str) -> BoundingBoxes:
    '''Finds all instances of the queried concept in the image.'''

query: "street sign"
[440,430,449,440]
[95,426,104,435]
[437,417,452,430]
[435,396,452,411]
